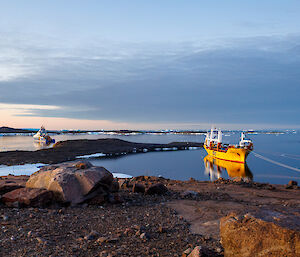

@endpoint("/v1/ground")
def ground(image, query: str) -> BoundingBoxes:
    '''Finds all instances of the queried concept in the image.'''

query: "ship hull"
[204,145,250,163]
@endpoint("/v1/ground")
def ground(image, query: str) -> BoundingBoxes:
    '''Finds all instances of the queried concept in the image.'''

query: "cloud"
[0,33,300,127]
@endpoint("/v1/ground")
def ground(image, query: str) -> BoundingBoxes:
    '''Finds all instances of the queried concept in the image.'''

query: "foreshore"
[0,172,299,256]
[0,138,203,166]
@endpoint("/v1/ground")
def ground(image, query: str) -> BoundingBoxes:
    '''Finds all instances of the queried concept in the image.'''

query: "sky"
[0,0,300,130]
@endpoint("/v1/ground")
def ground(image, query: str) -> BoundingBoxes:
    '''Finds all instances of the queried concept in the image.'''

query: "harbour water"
[0,131,299,185]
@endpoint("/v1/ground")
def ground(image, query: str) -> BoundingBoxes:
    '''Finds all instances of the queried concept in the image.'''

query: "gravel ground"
[0,190,222,257]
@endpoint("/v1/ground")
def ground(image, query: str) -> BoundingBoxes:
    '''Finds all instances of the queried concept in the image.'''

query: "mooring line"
[253,151,300,173]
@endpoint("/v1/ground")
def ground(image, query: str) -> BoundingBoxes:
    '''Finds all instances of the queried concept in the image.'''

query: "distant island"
[0,126,34,134]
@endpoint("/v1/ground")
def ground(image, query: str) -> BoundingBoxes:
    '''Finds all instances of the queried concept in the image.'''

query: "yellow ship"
[204,128,253,163]
[203,155,253,180]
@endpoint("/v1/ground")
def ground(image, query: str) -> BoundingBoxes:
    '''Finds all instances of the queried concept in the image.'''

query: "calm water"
[0,132,300,185]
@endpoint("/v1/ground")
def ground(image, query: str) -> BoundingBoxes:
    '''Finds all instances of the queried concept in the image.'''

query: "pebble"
[183,247,192,256]
[36,237,46,244]
[96,237,108,244]
[84,230,100,240]
[2,215,9,221]
[158,226,167,233]
[140,232,150,240]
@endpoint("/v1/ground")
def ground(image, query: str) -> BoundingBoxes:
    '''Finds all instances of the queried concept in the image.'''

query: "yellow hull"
[204,155,253,179]
[204,145,250,163]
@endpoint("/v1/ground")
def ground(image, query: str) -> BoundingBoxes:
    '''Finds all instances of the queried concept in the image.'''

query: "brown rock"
[132,183,145,193]
[110,181,119,192]
[182,247,192,257]
[0,175,28,195]
[145,183,168,195]
[26,161,113,205]
[75,162,91,169]
[2,187,54,207]
[220,211,300,257]
[288,180,298,186]
[0,182,24,195]
[187,246,203,257]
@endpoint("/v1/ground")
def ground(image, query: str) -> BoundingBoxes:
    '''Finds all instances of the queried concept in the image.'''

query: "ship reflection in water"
[33,141,54,150]
[204,155,253,181]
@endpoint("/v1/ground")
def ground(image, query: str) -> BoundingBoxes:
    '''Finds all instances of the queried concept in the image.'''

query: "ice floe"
[162,147,178,151]
[112,173,132,178]
[0,163,46,176]
[76,153,106,159]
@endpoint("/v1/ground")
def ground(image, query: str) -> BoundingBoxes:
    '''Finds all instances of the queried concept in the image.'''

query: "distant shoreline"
[0,126,296,135]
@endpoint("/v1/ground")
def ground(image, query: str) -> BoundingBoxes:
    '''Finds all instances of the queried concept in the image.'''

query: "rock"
[140,232,150,240]
[84,230,100,240]
[36,237,46,244]
[26,161,113,205]
[1,215,9,221]
[99,251,112,257]
[232,177,243,183]
[286,180,298,189]
[288,180,298,186]
[0,179,26,195]
[132,183,145,193]
[118,179,128,189]
[110,181,119,192]
[145,183,168,195]
[158,226,167,233]
[107,237,118,243]
[220,211,300,257]
[181,190,199,198]
[187,246,203,257]
[182,247,192,256]
[108,193,123,204]
[96,236,109,244]
[189,177,196,182]
[2,188,54,207]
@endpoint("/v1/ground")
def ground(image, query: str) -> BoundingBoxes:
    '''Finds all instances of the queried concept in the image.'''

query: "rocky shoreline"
[0,161,299,256]
[0,138,203,166]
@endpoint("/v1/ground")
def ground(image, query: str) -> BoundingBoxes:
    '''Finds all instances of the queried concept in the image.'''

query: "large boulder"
[2,187,54,207]
[26,161,113,205]
[220,211,300,257]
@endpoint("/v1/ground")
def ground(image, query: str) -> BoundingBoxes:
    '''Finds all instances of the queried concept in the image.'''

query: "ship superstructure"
[204,128,253,163]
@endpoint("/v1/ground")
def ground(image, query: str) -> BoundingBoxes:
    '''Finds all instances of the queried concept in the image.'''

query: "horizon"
[1,1,300,130]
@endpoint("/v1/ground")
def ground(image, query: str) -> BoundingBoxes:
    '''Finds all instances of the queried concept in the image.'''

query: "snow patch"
[112,173,132,178]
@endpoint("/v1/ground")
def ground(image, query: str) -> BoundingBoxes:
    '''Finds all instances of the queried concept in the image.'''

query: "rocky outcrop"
[26,161,113,205]
[2,187,54,207]
[220,211,300,257]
